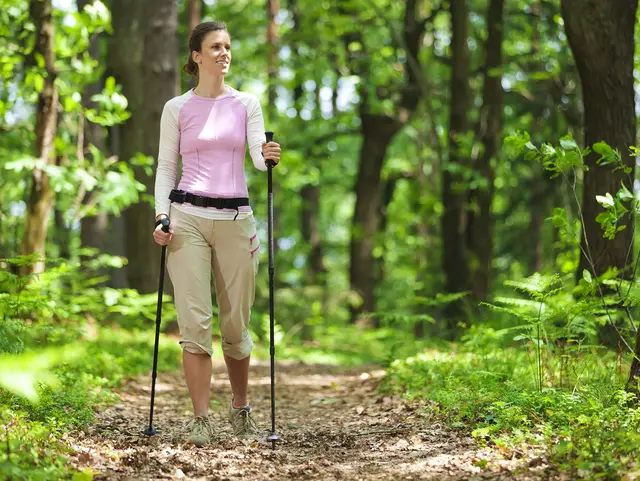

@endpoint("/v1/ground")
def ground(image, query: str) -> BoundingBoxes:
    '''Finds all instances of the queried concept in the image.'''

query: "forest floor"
[69,359,565,480]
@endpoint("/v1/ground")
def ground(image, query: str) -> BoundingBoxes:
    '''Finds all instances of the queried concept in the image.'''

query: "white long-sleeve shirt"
[154,86,267,220]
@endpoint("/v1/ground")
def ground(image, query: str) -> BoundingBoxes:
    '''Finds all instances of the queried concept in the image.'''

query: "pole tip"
[142,427,157,436]
[267,432,280,449]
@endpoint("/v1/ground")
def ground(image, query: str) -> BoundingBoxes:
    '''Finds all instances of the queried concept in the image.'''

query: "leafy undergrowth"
[380,333,640,480]
[256,324,435,368]
[0,328,182,481]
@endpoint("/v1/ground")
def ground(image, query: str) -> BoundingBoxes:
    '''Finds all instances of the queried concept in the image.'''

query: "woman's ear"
[192,50,201,65]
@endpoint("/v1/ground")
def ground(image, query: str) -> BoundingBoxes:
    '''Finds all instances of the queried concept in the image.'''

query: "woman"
[152,21,281,446]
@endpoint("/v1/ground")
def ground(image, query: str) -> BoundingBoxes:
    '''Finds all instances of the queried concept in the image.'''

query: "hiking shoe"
[187,415,214,447]
[228,403,259,439]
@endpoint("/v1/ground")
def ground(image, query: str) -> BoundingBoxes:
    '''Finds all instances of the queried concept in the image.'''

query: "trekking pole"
[264,131,280,449]
[143,217,170,437]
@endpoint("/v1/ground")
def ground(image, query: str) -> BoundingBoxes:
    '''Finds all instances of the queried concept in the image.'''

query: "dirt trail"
[69,360,559,480]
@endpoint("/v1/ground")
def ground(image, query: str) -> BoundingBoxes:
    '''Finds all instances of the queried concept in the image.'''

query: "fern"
[480,302,534,322]
[414,291,469,307]
[503,273,564,299]
[482,271,624,391]
[491,296,545,316]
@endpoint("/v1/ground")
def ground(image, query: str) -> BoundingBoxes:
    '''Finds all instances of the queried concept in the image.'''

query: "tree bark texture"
[561,0,639,382]
[21,0,58,275]
[185,0,203,91]
[301,185,326,284]
[466,0,505,303]
[561,0,637,280]
[527,0,546,275]
[562,0,637,352]
[109,0,178,293]
[441,0,471,332]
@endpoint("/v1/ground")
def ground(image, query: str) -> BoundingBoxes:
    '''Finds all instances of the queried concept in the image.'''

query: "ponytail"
[183,55,199,77]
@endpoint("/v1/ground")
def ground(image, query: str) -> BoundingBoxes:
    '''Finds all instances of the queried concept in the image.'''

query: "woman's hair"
[183,21,228,77]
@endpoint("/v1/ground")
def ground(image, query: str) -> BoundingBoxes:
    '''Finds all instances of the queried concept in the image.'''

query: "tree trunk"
[185,0,202,91]
[414,111,435,339]
[529,178,545,273]
[466,0,504,303]
[441,0,471,333]
[526,0,545,275]
[265,0,284,287]
[562,0,637,280]
[21,0,58,275]
[266,0,279,113]
[78,0,108,266]
[350,115,400,322]
[188,0,201,33]
[561,0,637,353]
[53,213,70,259]
[290,0,325,287]
[54,157,71,260]
[374,176,400,289]
[109,0,178,293]
[301,185,326,284]
[348,0,425,324]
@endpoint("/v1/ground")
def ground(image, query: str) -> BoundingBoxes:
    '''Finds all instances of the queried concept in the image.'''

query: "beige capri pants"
[166,206,260,359]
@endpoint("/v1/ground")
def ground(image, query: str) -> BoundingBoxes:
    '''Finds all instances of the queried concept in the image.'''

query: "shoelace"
[188,416,212,437]
[233,409,258,434]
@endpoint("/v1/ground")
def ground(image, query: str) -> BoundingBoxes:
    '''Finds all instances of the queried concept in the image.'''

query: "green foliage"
[382,341,639,479]
[506,132,639,243]
[0,346,85,402]
[0,252,181,480]
[381,262,640,478]
[0,254,177,351]
[0,0,142,259]
[276,324,433,368]
[1,410,87,481]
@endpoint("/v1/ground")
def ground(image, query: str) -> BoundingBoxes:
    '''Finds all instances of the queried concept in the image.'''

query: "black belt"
[169,189,249,220]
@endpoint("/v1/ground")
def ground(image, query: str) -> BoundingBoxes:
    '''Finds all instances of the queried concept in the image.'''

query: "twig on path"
[355,427,412,437]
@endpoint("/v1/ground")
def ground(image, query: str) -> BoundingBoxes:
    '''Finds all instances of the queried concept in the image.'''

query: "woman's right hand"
[153,218,173,246]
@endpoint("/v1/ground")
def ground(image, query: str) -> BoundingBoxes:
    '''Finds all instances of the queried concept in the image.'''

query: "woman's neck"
[194,77,226,98]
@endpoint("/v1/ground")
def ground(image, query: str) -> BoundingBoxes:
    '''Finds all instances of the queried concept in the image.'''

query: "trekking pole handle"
[264,131,275,168]
[159,217,170,233]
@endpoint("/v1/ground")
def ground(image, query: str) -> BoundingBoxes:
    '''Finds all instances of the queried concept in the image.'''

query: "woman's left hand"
[262,141,281,166]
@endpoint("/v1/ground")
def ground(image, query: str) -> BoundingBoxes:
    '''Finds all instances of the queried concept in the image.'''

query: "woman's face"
[193,30,232,77]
